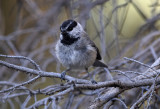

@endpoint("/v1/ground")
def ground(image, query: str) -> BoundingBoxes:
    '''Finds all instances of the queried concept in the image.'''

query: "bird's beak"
[61,30,67,35]
[61,28,65,33]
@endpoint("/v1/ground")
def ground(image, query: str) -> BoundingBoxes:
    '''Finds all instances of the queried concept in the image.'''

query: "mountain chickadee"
[56,19,108,82]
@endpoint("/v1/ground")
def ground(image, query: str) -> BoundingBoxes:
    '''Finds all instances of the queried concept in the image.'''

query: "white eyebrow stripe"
[65,21,73,30]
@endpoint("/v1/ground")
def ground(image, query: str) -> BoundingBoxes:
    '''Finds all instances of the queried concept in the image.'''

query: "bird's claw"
[91,79,97,84]
[61,71,66,80]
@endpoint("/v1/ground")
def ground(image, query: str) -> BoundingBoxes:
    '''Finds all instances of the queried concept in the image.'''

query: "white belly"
[56,43,97,70]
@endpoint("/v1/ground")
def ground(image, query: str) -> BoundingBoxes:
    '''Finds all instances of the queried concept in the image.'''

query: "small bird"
[55,19,108,82]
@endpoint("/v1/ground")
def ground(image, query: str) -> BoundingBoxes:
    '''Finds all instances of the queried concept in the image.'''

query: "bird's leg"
[86,68,97,84]
[61,68,70,80]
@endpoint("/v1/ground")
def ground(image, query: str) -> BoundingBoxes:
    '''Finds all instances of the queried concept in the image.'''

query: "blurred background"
[0,0,160,108]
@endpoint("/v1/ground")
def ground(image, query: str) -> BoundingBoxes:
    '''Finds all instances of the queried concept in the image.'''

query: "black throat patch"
[61,33,80,45]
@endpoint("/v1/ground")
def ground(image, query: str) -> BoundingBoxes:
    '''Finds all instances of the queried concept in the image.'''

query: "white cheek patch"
[70,28,79,37]
[69,23,84,38]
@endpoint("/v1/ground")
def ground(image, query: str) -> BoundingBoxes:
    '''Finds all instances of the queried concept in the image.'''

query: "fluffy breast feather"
[56,38,97,69]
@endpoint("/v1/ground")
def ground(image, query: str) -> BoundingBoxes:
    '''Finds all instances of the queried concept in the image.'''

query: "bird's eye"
[67,27,73,31]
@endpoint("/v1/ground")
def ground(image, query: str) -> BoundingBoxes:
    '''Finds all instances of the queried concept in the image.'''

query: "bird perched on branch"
[55,19,108,83]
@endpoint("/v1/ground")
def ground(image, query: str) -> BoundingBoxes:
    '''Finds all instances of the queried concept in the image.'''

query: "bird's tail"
[93,60,108,68]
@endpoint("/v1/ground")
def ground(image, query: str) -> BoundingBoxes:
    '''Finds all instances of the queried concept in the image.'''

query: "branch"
[0,60,90,84]
[130,84,154,109]
[0,54,41,70]
[89,57,160,108]
[26,86,74,109]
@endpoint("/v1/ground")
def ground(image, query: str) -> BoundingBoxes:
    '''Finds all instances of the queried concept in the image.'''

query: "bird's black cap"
[60,19,77,32]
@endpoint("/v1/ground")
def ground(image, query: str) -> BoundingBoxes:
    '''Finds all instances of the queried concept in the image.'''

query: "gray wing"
[78,33,108,68]
[90,41,108,68]
[82,33,102,60]
[84,34,108,68]
[90,44,101,60]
